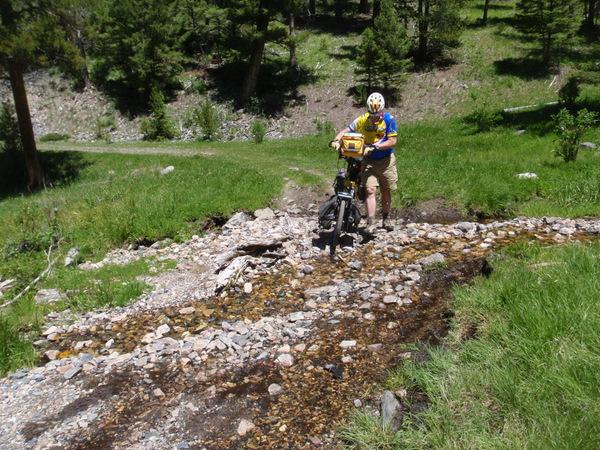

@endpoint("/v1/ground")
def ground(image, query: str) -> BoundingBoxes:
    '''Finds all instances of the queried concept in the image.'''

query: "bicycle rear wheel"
[332,199,347,255]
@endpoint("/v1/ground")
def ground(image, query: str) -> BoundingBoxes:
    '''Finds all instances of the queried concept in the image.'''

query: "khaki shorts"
[362,153,398,190]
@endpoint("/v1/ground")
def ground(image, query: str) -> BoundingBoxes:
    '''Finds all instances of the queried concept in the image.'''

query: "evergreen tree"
[482,0,491,25]
[355,0,412,97]
[224,0,287,105]
[398,0,463,63]
[91,0,184,105]
[173,0,227,59]
[515,0,579,67]
[0,0,82,188]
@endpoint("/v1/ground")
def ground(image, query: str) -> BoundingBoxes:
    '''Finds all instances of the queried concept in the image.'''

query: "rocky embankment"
[1,211,599,449]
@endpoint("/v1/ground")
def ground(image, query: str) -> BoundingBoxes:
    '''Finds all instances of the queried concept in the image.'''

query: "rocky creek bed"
[1,211,599,449]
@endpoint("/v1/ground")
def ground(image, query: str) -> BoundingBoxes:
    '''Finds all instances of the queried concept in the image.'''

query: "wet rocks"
[2,213,600,448]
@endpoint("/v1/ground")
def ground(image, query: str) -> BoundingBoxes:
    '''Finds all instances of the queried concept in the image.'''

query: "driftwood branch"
[0,246,59,309]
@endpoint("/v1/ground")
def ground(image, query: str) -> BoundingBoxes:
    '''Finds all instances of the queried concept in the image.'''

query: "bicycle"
[321,133,372,255]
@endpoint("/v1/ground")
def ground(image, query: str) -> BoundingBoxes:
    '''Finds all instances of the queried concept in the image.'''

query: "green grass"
[395,116,600,217]
[0,136,334,374]
[2,116,600,374]
[389,242,600,449]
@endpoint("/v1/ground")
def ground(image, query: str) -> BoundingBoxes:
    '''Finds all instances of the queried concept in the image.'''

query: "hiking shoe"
[364,217,377,236]
[382,218,394,232]
[364,224,377,236]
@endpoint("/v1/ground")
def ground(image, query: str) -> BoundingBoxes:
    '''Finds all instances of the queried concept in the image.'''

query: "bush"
[94,116,117,139]
[314,118,335,135]
[558,76,580,111]
[141,88,179,141]
[188,100,222,141]
[553,108,598,162]
[464,93,502,132]
[39,133,71,142]
[251,120,267,144]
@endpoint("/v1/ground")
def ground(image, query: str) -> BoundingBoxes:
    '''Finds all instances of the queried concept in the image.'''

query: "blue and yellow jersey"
[348,112,397,159]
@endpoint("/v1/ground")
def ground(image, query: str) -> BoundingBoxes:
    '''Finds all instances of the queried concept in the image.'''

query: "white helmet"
[366,92,385,114]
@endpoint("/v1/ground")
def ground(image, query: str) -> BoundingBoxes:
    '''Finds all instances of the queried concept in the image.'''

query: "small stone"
[268,383,283,395]
[254,207,275,220]
[368,343,383,352]
[420,252,445,267]
[516,172,538,179]
[383,295,398,304]
[340,340,357,348]
[276,353,294,367]
[153,388,165,398]
[156,324,170,336]
[237,419,255,436]
[179,307,195,315]
[63,366,82,380]
[243,283,253,294]
[381,390,402,428]
[44,350,60,361]
[302,264,314,274]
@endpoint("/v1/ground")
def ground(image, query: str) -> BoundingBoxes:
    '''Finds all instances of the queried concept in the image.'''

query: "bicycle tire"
[332,199,347,254]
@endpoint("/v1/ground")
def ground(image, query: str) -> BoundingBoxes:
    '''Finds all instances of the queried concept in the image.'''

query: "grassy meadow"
[1,0,600,446]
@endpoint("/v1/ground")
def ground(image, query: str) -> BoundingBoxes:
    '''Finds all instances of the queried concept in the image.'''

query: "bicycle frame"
[331,154,363,254]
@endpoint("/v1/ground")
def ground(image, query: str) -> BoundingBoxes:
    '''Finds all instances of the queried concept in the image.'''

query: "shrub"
[141,88,179,141]
[94,116,117,139]
[189,100,222,141]
[39,133,71,142]
[251,120,267,144]
[314,118,335,135]
[553,108,597,162]
[350,85,369,105]
[464,93,502,132]
[558,76,580,111]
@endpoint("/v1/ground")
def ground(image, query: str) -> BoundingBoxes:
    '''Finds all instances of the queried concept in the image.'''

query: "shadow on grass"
[494,57,553,79]
[0,151,91,200]
[463,98,600,137]
[296,12,372,36]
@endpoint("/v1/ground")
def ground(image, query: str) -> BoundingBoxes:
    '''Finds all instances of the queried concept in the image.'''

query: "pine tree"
[0,0,83,188]
[397,0,463,63]
[91,0,184,105]
[355,0,412,97]
[516,0,579,67]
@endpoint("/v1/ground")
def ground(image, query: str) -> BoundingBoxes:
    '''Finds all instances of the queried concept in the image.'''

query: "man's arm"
[375,135,396,150]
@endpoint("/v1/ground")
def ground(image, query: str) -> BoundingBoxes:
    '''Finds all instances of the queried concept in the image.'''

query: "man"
[330,92,398,235]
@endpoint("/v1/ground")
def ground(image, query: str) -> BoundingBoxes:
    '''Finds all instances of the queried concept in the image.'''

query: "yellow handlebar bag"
[341,133,364,157]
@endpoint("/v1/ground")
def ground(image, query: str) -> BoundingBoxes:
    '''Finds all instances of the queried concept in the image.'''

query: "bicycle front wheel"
[332,199,347,254]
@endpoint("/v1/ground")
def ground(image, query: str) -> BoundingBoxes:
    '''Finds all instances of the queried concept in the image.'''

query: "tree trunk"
[308,0,316,15]
[335,0,343,23]
[482,0,490,25]
[417,0,429,62]
[0,0,44,188]
[289,11,297,69]
[76,30,91,89]
[240,4,270,105]
[586,0,596,31]
[373,0,381,19]
[543,29,552,66]
[359,0,369,14]
[8,58,44,188]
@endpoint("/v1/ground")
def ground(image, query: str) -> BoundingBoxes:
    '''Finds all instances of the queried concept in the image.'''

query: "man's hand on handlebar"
[329,139,341,151]
[364,143,378,155]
